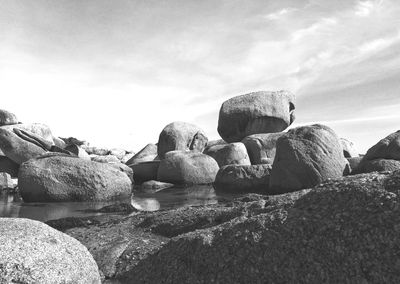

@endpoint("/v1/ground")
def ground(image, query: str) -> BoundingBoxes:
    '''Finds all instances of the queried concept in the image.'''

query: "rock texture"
[242,133,283,164]
[360,159,400,173]
[218,91,295,142]
[0,218,101,284]
[19,155,132,202]
[214,164,272,193]
[270,124,349,193]
[126,143,158,165]
[157,151,219,184]
[0,109,18,126]
[204,142,250,167]
[1,123,54,144]
[0,128,47,164]
[158,122,208,159]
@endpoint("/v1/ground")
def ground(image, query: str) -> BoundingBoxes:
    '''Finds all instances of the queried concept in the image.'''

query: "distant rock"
[121,152,135,164]
[19,155,132,202]
[0,156,19,177]
[60,136,87,146]
[270,124,349,193]
[110,148,126,160]
[0,172,13,190]
[137,180,174,193]
[214,164,271,194]
[91,154,120,164]
[0,128,47,164]
[65,144,91,160]
[129,161,160,183]
[0,109,18,126]
[157,151,219,185]
[158,122,208,159]
[126,143,158,165]
[340,138,359,158]
[0,218,101,283]
[218,91,295,142]
[204,142,250,167]
[242,133,284,164]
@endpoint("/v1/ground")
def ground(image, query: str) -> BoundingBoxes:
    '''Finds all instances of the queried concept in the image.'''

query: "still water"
[0,185,233,222]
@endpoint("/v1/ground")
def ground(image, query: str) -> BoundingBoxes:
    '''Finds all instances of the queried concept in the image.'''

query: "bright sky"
[1,0,399,153]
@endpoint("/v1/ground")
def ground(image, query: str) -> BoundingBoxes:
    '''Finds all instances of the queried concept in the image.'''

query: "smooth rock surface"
[129,161,161,183]
[204,142,250,167]
[157,151,219,185]
[218,91,295,142]
[0,218,101,284]
[270,124,349,193]
[158,122,208,159]
[1,123,54,144]
[242,133,283,164]
[126,143,158,165]
[214,164,271,193]
[19,155,132,202]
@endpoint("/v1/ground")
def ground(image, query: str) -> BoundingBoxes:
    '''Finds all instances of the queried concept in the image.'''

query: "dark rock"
[126,143,158,165]
[0,128,47,164]
[60,136,86,146]
[217,91,295,143]
[19,155,132,202]
[347,156,363,174]
[270,124,349,193]
[242,133,284,164]
[157,122,208,159]
[360,159,400,173]
[65,144,91,160]
[204,142,250,167]
[214,164,272,194]
[0,109,18,126]
[0,218,101,283]
[0,156,19,177]
[129,161,160,183]
[157,151,219,185]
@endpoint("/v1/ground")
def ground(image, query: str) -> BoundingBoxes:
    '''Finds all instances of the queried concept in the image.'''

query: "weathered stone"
[126,143,158,165]
[360,159,400,173]
[270,124,349,193]
[91,154,120,164]
[340,138,359,158]
[158,122,208,159]
[157,151,219,185]
[214,164,272,194]
[0,109,18,126]
[204,142,250,167]
[242,133,284,164]
[218,91,295,142]
[1,123,54,144]
[0,218,101,283]
[129,161,160,183]
[19,155,132,202]
[0,128,47,164]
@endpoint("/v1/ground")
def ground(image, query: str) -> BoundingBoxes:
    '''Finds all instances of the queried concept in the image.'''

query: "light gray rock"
[91,154,120,164]
[126,143,158,165]
[52,136,67,149]
[270,124,349,193]
[19,155,132,202]
[0,172,13,190]
[1,123,54,144]
[204,142,250,167]
[0,109,18,126]
[0,218,101,284]
[218,91,295,142]
[158,122,208,159]
[121,152,136,164]
[110,148,126,160]
[242,133,284,164]
[157,151,219,185]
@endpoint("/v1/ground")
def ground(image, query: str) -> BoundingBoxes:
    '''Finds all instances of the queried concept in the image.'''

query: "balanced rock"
[242,133,284,164]
[126,143,158,165]
[270,124,349,193]
[19,155,132,202]
[204,142,250,167]
[129,161,160,183]
[158,122,208,159]
[0,128,47,164]
[0,218,101,283]
[340,138,359,158]
[218,91,295,143]
[157,151,219,185]
[214,164,271,194]
[0,156,19,177]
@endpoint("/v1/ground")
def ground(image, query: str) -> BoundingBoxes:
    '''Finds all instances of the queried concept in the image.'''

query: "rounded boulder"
[204,142,250,167]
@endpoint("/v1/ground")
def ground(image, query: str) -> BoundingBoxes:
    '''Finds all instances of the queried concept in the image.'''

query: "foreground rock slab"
[19,155,132,202]
[0,218,101,284]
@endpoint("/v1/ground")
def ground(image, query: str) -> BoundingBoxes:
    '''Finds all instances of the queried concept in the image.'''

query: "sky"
[1,0,399,153]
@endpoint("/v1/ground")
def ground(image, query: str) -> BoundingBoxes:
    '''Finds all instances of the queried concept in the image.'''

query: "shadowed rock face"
[0,218,101,284]
[19,155,132,202]
[242,133,284,165]
[270,124,349,194]
[157,122,208,159]
[217,91,295,143]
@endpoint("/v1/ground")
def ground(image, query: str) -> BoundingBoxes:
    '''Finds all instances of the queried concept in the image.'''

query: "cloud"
[265,8,296,20]
[354,0,380,17]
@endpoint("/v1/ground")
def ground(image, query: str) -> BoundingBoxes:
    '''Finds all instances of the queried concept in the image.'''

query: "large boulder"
[157,122,208,159]
[270,124,349,193]
[214,164,271,194]
[157,151,219,185]
[242,133,284,164]
[129,161,161,183]
[126,143,158,165]
[0,109,18,126]
[204,142,250,167]
[0,218,101,283]
[217,91,295,143]
[340,138,359,158]
[19,155,132,202]
[0,156,19,177]
[0,128,47,164]
[1,123,54,144]
[359,159,400,173]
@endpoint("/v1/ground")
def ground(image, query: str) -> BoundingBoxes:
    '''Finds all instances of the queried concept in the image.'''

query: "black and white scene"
[1,0,400,283]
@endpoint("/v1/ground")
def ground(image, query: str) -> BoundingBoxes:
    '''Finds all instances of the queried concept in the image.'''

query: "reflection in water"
[0,185,234,222]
